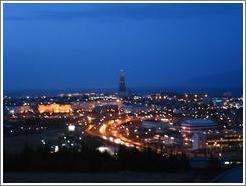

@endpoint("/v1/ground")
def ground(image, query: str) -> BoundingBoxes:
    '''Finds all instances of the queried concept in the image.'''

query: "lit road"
[86,116,192,156]
[86,116,147,149]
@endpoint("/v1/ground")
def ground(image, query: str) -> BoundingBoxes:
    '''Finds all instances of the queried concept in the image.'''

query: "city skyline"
[3,3,243,91]
[2,2,244,184]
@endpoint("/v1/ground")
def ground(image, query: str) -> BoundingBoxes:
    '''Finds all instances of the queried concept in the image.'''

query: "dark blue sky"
[3,3,243,92]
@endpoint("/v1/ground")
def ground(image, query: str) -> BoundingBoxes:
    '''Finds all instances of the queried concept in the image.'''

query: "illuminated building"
[212,98,224,107]
[192,132,206,150]
[181,119,217,149]
[206,134,243,149]
[38,104,73,114]
[19,105,32,113]
[6,105,32,114]
[181,119,217,134]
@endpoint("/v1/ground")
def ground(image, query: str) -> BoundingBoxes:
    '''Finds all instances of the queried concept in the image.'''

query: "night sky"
[3,3,243,93]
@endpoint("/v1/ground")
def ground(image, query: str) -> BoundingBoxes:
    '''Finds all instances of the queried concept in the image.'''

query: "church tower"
[119,69,127,98]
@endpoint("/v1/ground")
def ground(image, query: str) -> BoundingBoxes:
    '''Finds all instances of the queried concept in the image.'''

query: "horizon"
[4,86,243,97]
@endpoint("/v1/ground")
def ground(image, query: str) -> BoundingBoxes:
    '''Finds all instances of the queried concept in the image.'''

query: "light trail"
[86,116,192,156]
[86,116,147,149]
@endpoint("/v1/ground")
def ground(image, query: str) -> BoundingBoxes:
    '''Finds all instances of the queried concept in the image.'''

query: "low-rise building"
[181,118,217,134]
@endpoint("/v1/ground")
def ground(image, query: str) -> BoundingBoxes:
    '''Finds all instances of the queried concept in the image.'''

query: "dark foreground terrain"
[4,172,194,183]
[1,171,212,183]
[3,130,243,183]
[4,166,243,183]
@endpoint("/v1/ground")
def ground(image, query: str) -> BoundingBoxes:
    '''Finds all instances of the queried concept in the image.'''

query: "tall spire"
[119,69,127,98]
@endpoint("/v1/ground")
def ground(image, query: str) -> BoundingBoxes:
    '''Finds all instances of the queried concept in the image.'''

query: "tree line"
[4,144,190,172]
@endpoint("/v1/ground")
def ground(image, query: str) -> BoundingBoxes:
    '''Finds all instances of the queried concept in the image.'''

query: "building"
[6,105,32,115]
[206,134,243,150]
[119,69,128,98]
[140,121,168,133]
[192,132,206,150]
[38,104,73,114]
[181,119,217,149]
[212,98,224,107]
[181,118,217,134]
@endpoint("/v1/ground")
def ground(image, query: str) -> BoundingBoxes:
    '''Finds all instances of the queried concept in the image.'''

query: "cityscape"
[2,2,244,184]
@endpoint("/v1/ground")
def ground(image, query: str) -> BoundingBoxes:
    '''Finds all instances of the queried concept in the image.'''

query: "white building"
[192,132,206,150]
[181,118,217,134]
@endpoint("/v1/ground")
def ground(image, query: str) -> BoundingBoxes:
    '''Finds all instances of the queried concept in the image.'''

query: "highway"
[86,115,193,156]
[86,116,147,149]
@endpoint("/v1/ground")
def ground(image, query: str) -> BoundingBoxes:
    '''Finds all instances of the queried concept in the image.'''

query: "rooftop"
[181,119,217,127]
